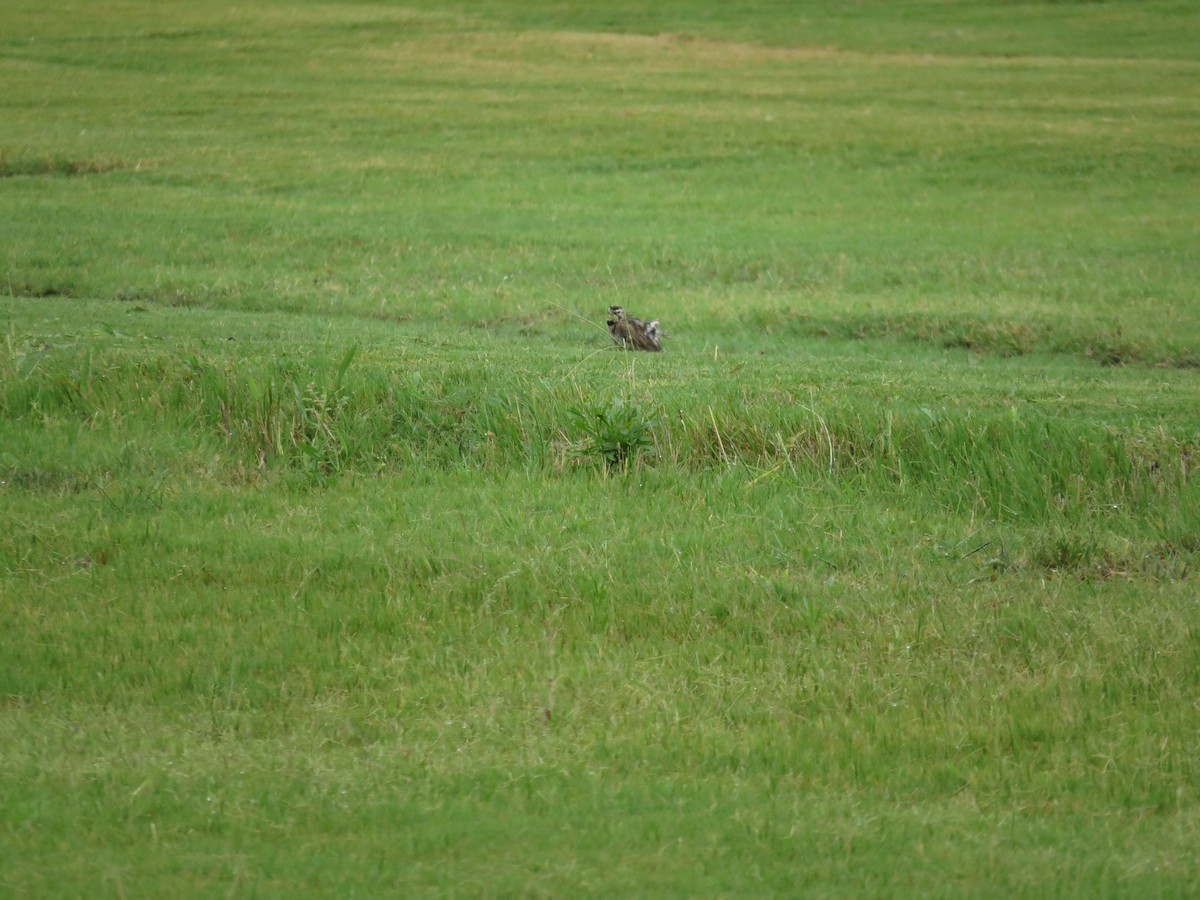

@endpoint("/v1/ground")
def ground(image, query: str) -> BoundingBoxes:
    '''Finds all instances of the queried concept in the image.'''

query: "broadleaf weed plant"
[569,396,661,469]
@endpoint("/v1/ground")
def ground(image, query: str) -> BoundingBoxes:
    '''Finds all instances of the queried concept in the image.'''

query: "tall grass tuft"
[3,341,1194,545]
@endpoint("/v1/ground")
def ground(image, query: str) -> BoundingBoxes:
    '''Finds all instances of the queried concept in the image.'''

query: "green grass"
[4,0,1198,360]
[3,0,1200,895]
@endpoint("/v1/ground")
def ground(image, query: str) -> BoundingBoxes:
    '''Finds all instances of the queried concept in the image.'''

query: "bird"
[644,319,665,346]
[607,305,664,352]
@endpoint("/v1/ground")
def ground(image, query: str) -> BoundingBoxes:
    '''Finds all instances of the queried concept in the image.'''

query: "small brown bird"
[607,305,664,352]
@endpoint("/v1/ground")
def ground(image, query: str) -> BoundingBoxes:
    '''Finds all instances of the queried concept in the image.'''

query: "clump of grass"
[3,336,1196,528]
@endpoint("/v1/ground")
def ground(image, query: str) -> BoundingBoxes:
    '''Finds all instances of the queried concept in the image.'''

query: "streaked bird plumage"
[607,305,664,352]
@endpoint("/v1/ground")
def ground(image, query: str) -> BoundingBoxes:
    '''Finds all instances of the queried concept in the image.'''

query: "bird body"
[607,305,664,352]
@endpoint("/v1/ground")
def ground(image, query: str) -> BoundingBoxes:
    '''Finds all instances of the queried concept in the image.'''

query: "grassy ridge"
[4,0,1200,894]
[5,298,1198,530]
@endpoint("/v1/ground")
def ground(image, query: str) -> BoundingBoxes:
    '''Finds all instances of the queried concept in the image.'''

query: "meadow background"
[3,0,1199,894]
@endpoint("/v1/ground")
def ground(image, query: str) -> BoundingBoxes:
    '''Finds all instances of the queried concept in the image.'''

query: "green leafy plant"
[569,396,660,468]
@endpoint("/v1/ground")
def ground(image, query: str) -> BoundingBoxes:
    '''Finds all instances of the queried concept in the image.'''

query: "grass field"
[3,1,1200,895]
